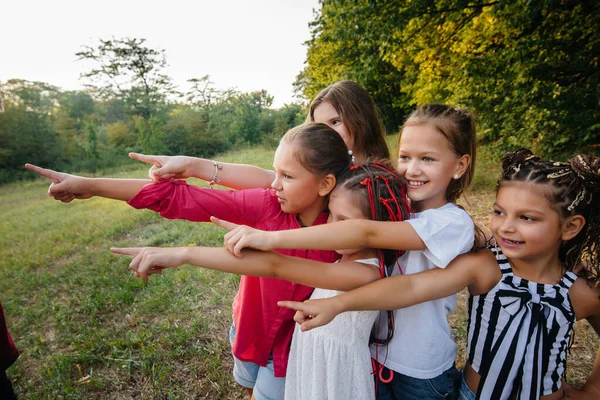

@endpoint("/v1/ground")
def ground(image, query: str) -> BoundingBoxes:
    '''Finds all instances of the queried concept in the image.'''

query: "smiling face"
[396,123,469,212]
[271,141,328,225]
[312,101,354,155]
[490,181,564,264]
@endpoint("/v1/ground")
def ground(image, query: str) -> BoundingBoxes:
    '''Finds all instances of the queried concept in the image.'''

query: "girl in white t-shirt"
[218,104,479,399]
[112,161,410,400]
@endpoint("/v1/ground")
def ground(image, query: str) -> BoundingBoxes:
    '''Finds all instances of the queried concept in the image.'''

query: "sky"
[2,0,321,108]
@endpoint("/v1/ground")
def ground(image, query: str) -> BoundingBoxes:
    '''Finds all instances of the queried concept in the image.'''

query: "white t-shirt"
[370,202,474,379]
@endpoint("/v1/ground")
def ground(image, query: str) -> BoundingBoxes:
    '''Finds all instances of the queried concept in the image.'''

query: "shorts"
[229,324,285,400]
[375,364,460,400]
[458,368,476,400]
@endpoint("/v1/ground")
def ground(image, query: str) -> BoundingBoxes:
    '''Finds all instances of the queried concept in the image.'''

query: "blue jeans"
[376,365,460,400]
[229,324,285,400]
[458,368,476,400]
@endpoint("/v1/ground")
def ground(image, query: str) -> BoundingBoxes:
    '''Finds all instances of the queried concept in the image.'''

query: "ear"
[561,215,586,241]
[453,154,471,179]
[318,174,337,197]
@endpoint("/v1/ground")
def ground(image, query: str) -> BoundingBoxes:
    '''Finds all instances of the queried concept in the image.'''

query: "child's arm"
[278,249,500,331]
[566,284,600,398]
[129,153,275,189]
[110,246,380,291]
[25,164,149,202]
[212,217,426,258]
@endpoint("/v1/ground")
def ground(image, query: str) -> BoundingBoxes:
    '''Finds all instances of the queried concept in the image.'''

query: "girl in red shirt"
[26,122,350,400]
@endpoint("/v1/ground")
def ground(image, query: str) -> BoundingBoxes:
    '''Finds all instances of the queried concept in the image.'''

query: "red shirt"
[0,301,19,371]
[128,180,337,377]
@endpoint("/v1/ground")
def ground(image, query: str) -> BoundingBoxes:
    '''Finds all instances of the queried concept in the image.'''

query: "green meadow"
[1,142,598,399]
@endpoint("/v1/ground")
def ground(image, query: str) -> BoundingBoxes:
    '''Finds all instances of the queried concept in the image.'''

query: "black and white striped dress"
[466,245,577,400]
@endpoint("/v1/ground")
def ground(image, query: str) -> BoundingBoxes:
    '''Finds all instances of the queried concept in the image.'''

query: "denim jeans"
[376,364,460,400]
[229,324,285,400]
[458,368,476,400]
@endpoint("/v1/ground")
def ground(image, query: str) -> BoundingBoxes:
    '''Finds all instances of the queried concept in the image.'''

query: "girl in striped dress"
[280,149,600,399]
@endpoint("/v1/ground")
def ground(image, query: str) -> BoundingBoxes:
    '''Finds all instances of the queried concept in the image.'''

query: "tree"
[76,38,178,118]
[299,0,600,157]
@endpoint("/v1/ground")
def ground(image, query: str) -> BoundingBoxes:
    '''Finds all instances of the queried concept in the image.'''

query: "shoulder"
[447,249,501,295]
[569,278,600,320]
[411,203,474,229]
[408,204,475,259]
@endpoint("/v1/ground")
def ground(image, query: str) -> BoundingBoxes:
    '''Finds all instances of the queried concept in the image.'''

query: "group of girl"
[27,80,600,399]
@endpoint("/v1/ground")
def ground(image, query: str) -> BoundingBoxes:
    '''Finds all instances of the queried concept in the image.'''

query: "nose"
[498,216,516,233]
[405,160,419,177]
[271,175,282,191]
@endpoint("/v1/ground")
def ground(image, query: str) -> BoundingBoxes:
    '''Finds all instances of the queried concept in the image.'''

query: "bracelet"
[208,161,223,188]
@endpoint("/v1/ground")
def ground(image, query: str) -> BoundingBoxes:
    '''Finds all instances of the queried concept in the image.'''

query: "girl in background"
[111,161,410,399]
[25,122,349,400]
[280,149,600,400]
[215,104,479,399]
[129,80,390,188]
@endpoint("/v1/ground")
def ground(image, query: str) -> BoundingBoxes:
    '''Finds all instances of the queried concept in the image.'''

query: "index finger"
[24,163,60,183]
[210,216,240,231]
[277,300,306,311]
[129,153,162,167]
[110,247,143,257]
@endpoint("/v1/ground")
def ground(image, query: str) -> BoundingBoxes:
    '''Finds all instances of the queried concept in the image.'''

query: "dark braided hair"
[335,160,411,346]
[499,149,600,284]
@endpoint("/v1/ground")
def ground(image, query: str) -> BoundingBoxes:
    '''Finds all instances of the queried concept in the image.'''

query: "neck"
[297,198,327,227]
[507,250,564,284]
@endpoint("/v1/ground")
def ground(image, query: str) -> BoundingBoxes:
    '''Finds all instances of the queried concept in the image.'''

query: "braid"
[500,149,600,284]
[335,160,411,345]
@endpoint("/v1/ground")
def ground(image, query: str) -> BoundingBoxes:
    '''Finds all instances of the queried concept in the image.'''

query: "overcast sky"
[2,0,321,107]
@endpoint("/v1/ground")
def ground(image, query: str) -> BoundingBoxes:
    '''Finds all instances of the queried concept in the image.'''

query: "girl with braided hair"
[278,149,600,399]
[111,161,410,400]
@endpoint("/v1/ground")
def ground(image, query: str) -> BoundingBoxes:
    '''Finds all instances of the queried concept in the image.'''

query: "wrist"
[330,294,348,315]
[81,177,96,197]
[180,246,192,266]
[268,231,280,250]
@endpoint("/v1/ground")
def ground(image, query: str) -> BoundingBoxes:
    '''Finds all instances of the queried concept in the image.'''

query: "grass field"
[1,142,598,399]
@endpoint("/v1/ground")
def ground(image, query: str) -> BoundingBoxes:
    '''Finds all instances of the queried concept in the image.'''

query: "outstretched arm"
[279,250,499,331]
[212,217,426,258]
[25,164,150,202]
[111,246,380,291]
[129,153,275,190]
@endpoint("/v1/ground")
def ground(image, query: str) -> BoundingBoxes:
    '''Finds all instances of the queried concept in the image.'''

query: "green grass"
[1,143,598,398]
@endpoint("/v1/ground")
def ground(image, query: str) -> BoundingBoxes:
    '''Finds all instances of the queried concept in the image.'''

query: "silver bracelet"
[208,161,223,188]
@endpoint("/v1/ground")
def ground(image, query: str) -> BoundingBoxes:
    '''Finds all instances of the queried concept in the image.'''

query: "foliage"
[297,0,600,157]
[76,38,179,118]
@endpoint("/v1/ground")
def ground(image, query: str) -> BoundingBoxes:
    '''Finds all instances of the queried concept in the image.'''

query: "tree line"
[295,0,599,158]
[0,39,304,184]
[2,1,598,184]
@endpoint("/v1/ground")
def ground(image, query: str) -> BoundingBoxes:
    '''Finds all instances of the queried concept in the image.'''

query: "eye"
[331,119,342,126]
[398,155,409,161]
[422,156,434,162]
[520,215,535,222]
[284,174,292,179]
[493,209,504,216]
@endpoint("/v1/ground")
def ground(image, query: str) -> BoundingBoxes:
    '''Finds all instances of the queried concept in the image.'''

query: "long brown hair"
[308,80,390,161]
